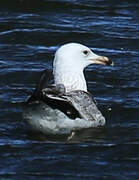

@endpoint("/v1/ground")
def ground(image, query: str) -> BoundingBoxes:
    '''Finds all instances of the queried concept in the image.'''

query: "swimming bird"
[23,43,113,135]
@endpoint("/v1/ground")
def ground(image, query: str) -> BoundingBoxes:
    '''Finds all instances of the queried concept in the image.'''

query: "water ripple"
[0,0,139,179]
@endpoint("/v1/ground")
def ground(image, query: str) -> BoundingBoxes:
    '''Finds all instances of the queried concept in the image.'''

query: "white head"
[53,43,112,92]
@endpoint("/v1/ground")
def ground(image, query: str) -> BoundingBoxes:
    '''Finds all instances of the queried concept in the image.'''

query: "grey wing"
[26,84,81,120]
[63,91,105,125]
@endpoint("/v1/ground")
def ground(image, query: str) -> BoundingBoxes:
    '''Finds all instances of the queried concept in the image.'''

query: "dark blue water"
[0,0,139,179]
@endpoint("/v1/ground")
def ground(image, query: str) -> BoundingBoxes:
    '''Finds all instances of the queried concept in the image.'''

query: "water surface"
[0,0,139,179]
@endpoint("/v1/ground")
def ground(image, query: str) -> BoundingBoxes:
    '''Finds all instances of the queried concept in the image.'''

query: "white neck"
[53,68,87,92]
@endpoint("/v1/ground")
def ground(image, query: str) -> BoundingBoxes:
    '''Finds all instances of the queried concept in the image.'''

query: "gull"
[23,43,113,135]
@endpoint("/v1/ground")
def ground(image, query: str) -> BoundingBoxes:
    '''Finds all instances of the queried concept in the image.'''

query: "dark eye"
[83,50,89,55]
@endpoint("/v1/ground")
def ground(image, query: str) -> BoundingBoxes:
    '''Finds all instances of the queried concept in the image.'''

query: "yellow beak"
[93,56,114,66]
